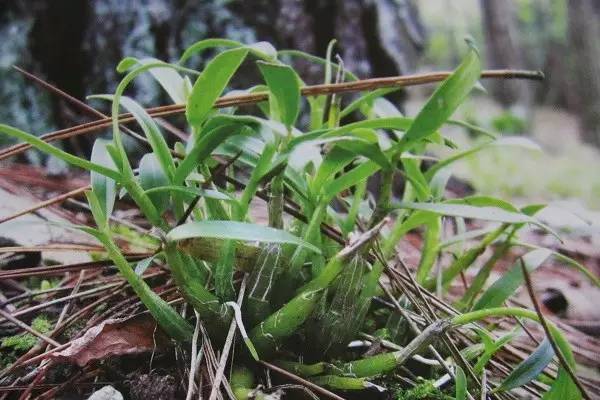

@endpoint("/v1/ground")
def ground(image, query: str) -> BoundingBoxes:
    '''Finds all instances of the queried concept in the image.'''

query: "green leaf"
[497,338,554,392]
[144,185,232,202]
[85,190,108,231]
[323,161,381,202]
[167,221,321,254]
[186,47,250,127]
[257,61,301,129]
[394,201,557,236]
[179,39,276,65]
[337,128,392,170]
[473,249,552,310]
[402,158,431,201]
[174,122,251,184]
[127,57,189,104]
[134,256,155,276]
[139,153,170,213]
[311,146,363,194]
[399,45,481,149]
[455,365,467,400]
[0,124,121,181]
[92,95,176,181]
[91,139,117,220]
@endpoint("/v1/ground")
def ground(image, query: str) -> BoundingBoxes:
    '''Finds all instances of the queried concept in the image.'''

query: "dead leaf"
[51,314,169,367]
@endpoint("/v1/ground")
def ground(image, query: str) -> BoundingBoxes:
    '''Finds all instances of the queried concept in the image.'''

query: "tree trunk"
[479,0,532,109]
[567,0,600,146]
[1,0,426,143]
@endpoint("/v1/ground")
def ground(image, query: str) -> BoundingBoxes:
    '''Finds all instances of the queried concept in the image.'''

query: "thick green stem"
[288,202,327,277]
[164,243,229,333]
[369,167,395,227]
[336,319,450,378]
[100,234,193,341]
[250,223,382,357]
[310,375,369,390]
[415,217,441,283]
[268,173,284,229]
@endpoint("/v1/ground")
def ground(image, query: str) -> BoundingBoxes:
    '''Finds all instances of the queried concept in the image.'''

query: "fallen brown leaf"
[51,314,169,367]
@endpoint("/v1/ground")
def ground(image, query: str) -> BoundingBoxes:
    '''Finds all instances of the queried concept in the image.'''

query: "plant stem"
[164,243,229,334]
[100,234,193,341]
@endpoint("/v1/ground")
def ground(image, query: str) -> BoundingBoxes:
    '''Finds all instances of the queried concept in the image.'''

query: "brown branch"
[0,69,543,161]
[0,185,90,225]
[257,360,347,400]
[520,259,591,400]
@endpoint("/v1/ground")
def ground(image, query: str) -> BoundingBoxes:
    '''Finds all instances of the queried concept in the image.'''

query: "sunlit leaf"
[186,47,250,127]
[257,61,301,129]
[399,45,481,149]
[167,221,321,254]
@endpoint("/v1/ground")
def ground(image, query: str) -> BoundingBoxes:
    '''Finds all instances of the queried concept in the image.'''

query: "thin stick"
[208,277,247,400]
[0,69,543,161]
[520,259,591,400]
[257,360,347,400]
[0,308,60,348]
[0,185,90,225]
[186,311,202,400]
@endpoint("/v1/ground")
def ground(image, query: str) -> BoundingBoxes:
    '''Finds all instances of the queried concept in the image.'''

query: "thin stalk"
[163,243,229,334]
[520,260,590,400]
[425,224,508,291]
[1,69,544,162]
[98,234,193,341]
[268,173,284,229]
[459,231,515,310]
[287,202,327,277]
[415,217,442,284]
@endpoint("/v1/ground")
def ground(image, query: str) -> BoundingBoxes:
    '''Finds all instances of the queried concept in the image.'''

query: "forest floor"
[2,99,600,398]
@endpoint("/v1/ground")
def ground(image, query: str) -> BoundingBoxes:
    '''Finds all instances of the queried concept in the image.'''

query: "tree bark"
[567,0,600,146]
[479,0,531,108]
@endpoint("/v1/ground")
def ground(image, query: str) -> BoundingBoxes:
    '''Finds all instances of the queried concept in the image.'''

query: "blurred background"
[1,0,599,209]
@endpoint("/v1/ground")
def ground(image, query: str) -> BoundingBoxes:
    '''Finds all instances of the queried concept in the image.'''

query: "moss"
[110,224,158,249]
[1,315,52,352]
[394,380,452,400]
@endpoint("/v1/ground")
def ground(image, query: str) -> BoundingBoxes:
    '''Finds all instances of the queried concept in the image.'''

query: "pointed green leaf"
[473,249,552,310]
[134,256,155,276]
[174,122,251,184]
[400,45,481,148]
[0,124,121,181]
[323,161,381,202]
[92,95,175,180]
[455,365,467,400]
[394,201,557,236]
[186,47,250,126]
[497,338,554,392]
[257,61,301,129]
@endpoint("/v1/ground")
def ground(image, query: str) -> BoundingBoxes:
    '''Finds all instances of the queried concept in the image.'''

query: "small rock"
[87,386,123,400]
